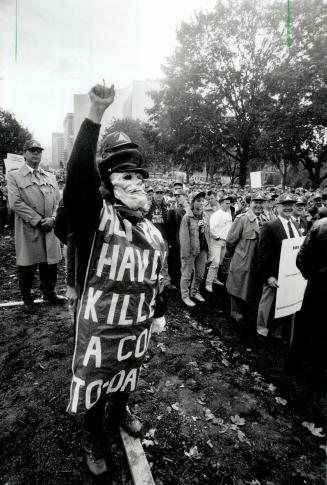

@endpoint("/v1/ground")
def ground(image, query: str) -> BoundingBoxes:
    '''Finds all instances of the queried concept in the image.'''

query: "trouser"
[84,392,129,434]
[180,250,208,299]
[257,283,292,341]
[161,239,171,287]
[18,263,57,302]
[206,239,226,285]
[168,245,181,287]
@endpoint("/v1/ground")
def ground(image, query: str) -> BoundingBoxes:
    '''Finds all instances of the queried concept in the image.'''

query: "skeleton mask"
[110,171,149,211]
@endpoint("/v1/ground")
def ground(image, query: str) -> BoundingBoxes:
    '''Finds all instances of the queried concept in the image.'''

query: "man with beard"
[256,194,300,340]
[226,193,266,328]
[63,84,166,475]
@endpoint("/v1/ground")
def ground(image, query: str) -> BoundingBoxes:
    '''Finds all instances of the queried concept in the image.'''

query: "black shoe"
[117,406,143,437]
[43,293,67,304]
[82,431,108,476]
[105,402,143,437]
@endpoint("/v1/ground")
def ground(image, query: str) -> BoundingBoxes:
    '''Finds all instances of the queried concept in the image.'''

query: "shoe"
[164,282,177,291]
[192,293,205,302]
[82,431,108,475]
[182,297,196,307]
[213,279,224,286]
[116,406,143,437]
[43,293,67,304]
[205,284,213,293]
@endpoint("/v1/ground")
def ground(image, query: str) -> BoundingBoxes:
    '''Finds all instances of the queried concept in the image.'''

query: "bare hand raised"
[89,83,115,108]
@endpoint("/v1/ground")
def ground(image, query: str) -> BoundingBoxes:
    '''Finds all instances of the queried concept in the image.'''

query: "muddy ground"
[0,227,326,485]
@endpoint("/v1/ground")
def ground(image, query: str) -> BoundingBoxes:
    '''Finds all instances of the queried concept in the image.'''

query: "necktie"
[287,221,295,238]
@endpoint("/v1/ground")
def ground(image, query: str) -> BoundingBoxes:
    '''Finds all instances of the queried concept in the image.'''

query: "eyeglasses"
[155,191,163,194]
[27,148,42,153]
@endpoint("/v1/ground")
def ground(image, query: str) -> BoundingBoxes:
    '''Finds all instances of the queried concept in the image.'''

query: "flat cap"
[277,193,295,204]
[23,139,44,151]
[251,192,267,201]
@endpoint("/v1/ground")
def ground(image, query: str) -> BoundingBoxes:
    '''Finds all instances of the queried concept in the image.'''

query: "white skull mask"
[110,171,149,211]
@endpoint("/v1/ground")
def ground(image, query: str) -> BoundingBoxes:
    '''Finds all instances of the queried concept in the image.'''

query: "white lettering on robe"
[83,336,102,368]
[84,287,103,322]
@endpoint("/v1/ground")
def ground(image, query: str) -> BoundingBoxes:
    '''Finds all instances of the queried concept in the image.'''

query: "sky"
[0,0,218,146]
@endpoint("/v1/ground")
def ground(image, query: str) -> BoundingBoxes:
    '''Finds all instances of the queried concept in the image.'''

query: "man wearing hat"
[226,193,266,327]
[257,193,300,340]
[147,184,172,289]
[63,84,166,475]
[205,194,233,292]
[7,139,63,312]
[292,197,308,236]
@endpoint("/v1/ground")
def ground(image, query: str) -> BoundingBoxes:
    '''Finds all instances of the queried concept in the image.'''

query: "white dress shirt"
[209,209,233,240]
[278,215,300,238]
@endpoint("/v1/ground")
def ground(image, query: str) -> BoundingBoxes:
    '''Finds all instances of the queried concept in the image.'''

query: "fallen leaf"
[268,383,276,393]
[142,439,154,447]
[157,343,166,353]
[221,359,230,367]
[191,416,199,421]
[302,421,326,437]
[218,424,229,434]
[145,428,156,438]
[204,408,215,421]
[156,415,163,420]
[319,445,327,454]
[184,446,202,459]
[197,398,206,406]
[206,439,214,448]
[240,364,250,374]
[237,430,246,441]
[275,396,287,406]
[231,415,245,426]
[171,403,181,412]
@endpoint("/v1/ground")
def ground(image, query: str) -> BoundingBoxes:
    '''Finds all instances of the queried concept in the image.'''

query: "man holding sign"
[63,83,166,475]
[257,194,300,340]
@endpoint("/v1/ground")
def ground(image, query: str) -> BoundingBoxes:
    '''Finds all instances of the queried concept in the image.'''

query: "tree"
[260,0,327,188]
[0,109,32,172]
[148,0,287,186]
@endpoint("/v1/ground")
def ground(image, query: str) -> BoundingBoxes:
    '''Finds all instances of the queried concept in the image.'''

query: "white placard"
[4,153,25,173]
[250,171,262,188]
[275,237,307,318]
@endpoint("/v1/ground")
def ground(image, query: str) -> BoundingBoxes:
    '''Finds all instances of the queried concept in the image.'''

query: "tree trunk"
[238,157,247,187]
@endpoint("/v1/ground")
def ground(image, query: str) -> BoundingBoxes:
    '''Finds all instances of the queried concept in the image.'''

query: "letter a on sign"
[83,336,102,368]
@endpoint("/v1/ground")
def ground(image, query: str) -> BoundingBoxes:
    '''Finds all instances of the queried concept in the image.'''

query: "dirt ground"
[0,226,326,485]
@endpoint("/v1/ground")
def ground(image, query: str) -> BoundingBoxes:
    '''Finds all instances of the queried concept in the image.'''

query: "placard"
[275,237,307,318]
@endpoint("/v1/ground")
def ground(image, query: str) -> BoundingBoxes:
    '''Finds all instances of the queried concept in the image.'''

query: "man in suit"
[292,197,308,236]
[256,193,300,339]
[7,139,65,312]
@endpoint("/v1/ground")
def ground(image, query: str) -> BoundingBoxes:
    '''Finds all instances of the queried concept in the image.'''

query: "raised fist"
[89,83,115,108]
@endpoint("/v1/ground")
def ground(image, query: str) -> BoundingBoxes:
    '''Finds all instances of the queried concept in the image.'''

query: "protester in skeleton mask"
[63,83,166,476]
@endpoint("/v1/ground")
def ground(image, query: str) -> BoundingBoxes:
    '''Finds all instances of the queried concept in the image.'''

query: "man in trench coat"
[7,139,64,312]
[226,193,267,328]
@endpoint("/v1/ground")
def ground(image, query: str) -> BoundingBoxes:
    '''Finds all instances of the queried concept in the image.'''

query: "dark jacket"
[296,217,327,282]
[147,200,169,240]
[257,218,288,283]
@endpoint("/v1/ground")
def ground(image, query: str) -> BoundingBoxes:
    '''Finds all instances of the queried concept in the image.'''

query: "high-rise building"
[63,113,74,164]
[123,80,161,120]
[52,133,64,168]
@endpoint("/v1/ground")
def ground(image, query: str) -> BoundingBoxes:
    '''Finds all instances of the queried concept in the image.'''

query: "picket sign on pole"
[120,428,155,485]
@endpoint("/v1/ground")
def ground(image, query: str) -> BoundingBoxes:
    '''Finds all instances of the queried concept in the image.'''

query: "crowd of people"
[1,84,326,475]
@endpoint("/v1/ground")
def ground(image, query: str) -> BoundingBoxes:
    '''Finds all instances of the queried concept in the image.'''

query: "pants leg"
[256,283,276,337]
[180,256,195,299]
[230,295,246,322]
[191,250,208,296]
[206,240,225,285]
[18,265,37,302]
[161,239,171,286]
[39,263,57,296]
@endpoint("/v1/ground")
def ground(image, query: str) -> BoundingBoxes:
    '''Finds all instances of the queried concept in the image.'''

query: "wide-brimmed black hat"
[98,131,149,180]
